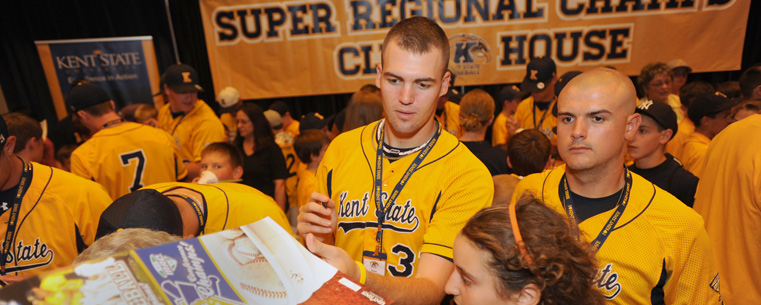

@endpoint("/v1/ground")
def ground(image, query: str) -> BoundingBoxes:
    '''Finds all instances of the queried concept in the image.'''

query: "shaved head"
[556,68,641,182]
[559,68,638,115]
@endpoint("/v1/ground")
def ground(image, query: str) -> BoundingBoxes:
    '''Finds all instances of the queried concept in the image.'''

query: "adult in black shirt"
[234,103,288,210]
[457,89,510,176]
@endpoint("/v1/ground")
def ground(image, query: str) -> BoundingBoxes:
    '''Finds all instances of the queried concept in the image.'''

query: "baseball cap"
[555,71,583,97]
[497,85,527,103]
[269,101,290,116]
[521,57,557,93]
[66,83,111,112]
[688,92,739,124]
[95,189,184,239]
[300,112,326,132]
[0,114,7,147]
[263,110,283,129]
[636,99,679,140]
[668,59,692,74]
[162,63,203,93]
[217,86,240,108]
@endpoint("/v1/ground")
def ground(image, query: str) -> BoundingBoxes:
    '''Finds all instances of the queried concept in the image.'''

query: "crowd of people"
[1,16,760,305]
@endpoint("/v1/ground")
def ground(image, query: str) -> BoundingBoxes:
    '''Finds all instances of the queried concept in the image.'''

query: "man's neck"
[307,162,319,172]
[566,161,626,198]
[1,155,24,191]
[89,112,123,132]
[694,126,713,140]
[384,118,437,148]
[634,150,667,170]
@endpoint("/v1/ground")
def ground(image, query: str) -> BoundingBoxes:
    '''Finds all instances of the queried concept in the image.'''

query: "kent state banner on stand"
[200,0,751,99]
[35,36,161,120]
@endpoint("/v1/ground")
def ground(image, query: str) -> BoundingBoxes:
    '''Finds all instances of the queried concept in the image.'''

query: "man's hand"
[297,192,336,244]
[305,233,360,281]
[506,115,521,135]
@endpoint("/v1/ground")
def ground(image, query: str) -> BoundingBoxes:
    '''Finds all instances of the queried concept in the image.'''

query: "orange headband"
[509,203,534,267]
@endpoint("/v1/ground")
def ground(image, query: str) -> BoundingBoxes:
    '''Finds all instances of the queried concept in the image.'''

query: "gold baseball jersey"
[681,132,711,178]
[142,182,293,236]
[512,165,722,305]
[157,100,225,162]
[317,120,493,277]
[665,118,695,162]
[275,132,301,211]
[435,101,460,136]
[491,112,509,147]
[694,114,761,304]
[70,122,187,199]
[296,166,316,208]
[285,121,300,137]
[515,96,557,140]
[219,112,236,140]
[0,162,112,277]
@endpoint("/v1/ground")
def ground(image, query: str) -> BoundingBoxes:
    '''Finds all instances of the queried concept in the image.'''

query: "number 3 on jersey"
[120,149,146,193]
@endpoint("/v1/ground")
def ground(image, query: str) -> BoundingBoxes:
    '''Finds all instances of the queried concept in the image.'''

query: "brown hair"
[344,91,384,131]
[81,100,115,116]
[2,112,42,153]
[458,89,495,132]
[638,62,673,95]
[381,17,450,76]
[508,129,551,176]
[716,81,742,99]
[134,104,158,122]
[461,195,603,305]
[294,129,330,165]
[679,81,715,108]
[201,142,244,168]
[739,64,761,98]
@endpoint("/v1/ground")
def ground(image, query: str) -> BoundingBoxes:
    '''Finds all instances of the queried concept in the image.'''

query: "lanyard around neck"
[372,120,441,255]
[1,159,33,274]
[560,168,633,252]
[166,193,206,236]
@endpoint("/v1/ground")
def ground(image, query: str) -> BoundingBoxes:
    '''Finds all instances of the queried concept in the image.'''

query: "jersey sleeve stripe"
[429,191,442,221]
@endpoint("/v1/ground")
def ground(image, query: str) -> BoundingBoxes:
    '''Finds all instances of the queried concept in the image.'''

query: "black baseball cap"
[96,189,184,239]
[269,101,290,116]
[0,114,7,147]
[636,100,678,140]
[497,85,528,103]
[688,92,739,124]
[300,112,326,132]
[66,83,111,112]
[162,63,203,93]
[521,57,557,93]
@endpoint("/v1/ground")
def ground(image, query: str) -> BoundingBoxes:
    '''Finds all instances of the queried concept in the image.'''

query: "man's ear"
[439,70,451,98]
[659,129,674,145]
[233,166,244,180]
[506,156,512,169]
[3,136,17,156]
[487,115,494,126]
[375,63,383,89]
[625,113,642,140]
[25,136,40,151]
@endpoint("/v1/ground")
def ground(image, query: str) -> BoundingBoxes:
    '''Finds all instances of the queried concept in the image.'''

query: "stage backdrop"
[200,0,751,100]
[35,36,161,120]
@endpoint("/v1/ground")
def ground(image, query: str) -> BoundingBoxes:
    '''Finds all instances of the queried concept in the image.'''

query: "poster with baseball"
[0,217,391,305]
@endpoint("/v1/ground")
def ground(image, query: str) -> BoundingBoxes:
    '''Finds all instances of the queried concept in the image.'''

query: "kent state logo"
[449,34,492,76]
[450,34,492,64]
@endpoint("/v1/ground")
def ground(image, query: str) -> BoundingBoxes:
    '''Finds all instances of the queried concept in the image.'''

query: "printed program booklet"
[0,217,391,305]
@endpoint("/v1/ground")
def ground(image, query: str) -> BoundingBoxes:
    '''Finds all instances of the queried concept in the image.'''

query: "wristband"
[355,261,367,285]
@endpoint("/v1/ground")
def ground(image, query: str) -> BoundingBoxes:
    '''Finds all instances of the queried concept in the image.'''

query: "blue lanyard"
[166,193,207,235]
[372,120,441,256]
[560,168,632,252]
[1,160,33,274]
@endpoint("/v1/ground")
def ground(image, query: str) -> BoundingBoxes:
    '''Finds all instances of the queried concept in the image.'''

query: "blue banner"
[36,36,160,117]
